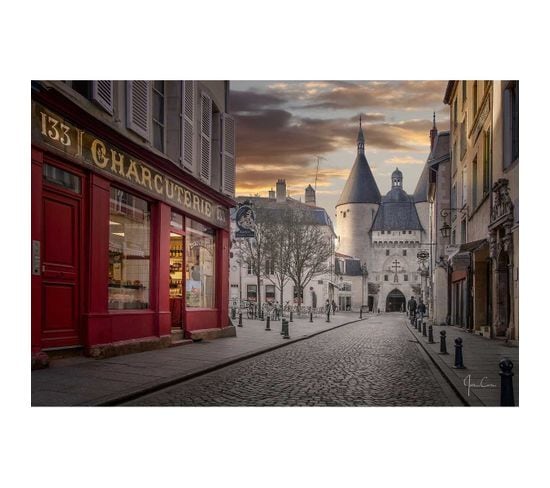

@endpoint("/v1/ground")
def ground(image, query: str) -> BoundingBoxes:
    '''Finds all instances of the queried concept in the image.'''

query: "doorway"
[41,164,83,349]
[169,212,185,330]
[386,289,405,312]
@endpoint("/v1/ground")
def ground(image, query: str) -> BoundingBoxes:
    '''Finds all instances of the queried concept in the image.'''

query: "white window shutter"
[127,81,150,140]
[181,81,196,170]
[92,81,114,114]
[200,92,212,184]
[221,113,236,196]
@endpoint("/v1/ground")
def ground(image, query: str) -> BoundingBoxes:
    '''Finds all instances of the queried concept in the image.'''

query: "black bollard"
[282,319,290,339]
[238,313,243,327]
[309,311,313,323]
[422,321,427,337]
[439,330,448,355]
[499,358,515,406]
[428,325,435,344]
[453,337,465,369]
[265,315,271,331]
[417,318,422,332]
[231,308,236,320]
[290,311,293,323]
[260,310,264,321]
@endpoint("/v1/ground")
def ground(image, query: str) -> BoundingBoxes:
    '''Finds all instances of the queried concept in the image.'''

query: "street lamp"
[361,262,368,310]
[439,208,467,239]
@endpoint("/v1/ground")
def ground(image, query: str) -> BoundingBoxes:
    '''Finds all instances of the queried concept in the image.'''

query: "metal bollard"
[282,319,290,339]
[453,337,465,369]
[422,321,427,337]
[439,330,448,354]
[265,315,271,331]
[238,313,243,327]
[290,311,293,323]
[231,308,236,320]
[260,310,264,321]
[417,318,422,332]
[428,325,435,344]
[309,311,313,323]
[499,358,515,406]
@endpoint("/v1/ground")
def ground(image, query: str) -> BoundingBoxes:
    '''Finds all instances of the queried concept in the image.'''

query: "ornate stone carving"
[489,229,497,259]
[491,178,514,224]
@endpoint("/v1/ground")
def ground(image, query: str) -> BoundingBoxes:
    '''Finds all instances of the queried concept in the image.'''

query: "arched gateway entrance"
[386,289,406,312]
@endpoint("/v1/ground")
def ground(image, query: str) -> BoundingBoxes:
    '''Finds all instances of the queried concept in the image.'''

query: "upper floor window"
[453,98,458,129]
[403,250,407,256]
[503,81,519,169]
[386,249,390,256]
[460,117,467,160]
[472,156,478,208]
[152,81,165,152]
[483,130,492,195]
[472,81,478,117]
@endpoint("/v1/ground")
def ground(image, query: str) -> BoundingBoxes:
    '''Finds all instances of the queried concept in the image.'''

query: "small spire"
[359,114,362,128]
[357,115,365,153]
[432,111,436,128]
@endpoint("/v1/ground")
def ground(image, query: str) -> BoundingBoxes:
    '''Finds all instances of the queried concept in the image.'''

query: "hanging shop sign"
[31,102,229,229]
[235,204,256,238]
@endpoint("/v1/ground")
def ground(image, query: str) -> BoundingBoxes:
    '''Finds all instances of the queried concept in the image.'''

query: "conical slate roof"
[337,125,381,206]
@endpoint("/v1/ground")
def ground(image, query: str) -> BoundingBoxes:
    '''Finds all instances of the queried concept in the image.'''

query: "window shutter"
[92,81,114,114]
[127,81,150,140]
[199,92,212,184]
[181,81,196,170]
[221,113,236,196]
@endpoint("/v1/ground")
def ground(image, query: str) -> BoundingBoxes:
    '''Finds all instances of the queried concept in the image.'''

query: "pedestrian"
[407,295,417,318]
[417,298,426,319]
[331,299,337,314]
[325,299,330,314]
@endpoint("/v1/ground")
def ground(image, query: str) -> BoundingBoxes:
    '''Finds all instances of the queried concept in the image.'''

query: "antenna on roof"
[314,155,327,192]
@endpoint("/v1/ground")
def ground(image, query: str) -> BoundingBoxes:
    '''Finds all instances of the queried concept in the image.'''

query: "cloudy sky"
[229,80,450,219]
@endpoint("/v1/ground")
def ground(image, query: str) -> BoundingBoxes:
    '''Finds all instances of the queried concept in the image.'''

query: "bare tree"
[263,209,292,309]
[286,208,333,308]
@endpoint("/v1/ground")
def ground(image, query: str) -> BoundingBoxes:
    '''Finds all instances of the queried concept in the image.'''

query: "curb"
[94,315,370,406]
[403,318,481,407]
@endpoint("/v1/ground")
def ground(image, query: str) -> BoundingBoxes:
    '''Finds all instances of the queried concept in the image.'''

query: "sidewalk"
[404,316,519,406]
[32,311,365,406]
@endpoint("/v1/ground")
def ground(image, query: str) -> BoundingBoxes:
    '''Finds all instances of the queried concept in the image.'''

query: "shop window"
[108,188,151,310]
[247,284,257,302]
[265,284,275,302]
[186,218,216,308]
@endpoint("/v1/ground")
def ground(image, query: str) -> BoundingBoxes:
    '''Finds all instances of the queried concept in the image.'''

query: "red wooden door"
[41,189,81,348]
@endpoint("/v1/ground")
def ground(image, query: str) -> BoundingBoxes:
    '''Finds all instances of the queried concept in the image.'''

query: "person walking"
[407,296,417,318]
[417,298,426,320]
[331,299,337,314]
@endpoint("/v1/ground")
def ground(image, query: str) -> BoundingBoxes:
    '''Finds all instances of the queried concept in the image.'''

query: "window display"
[186,218,216,308]
[108,188,151,309]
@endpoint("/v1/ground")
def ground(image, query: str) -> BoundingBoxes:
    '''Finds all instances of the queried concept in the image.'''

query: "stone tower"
[335,118,381,264]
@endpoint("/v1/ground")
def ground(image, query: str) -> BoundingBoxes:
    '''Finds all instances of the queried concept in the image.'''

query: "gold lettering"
[176,186,184,203]
[126,160,141,184]
[166,180,174,199]
[184,190,192,208]
[91,139,109,168]
[111,149,125,175]
[141,166,152,191]
[154,174,164,194]
[193,195,200,211]
[59,123,71,146]
[204,201,212,217]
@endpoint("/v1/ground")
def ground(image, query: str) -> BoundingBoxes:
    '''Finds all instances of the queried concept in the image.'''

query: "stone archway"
[386,288,406,312]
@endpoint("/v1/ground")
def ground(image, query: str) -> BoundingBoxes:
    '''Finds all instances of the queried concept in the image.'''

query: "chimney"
[276,179,286,203]
[305,185,316,206]
[268,188,275,200]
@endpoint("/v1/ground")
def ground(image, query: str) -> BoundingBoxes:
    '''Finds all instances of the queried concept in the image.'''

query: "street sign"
[417,250,429,261]
[235,205,256,238]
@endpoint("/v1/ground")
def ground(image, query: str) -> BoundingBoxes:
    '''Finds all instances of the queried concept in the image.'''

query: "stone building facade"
[335,122,430,312]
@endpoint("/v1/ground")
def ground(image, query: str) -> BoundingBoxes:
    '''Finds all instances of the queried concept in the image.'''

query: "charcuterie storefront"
[31,96,234,367]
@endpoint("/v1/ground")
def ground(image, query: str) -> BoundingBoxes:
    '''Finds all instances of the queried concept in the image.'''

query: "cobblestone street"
[126,313,461,406]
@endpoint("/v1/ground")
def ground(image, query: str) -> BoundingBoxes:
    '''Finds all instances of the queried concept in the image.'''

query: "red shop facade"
[31,94,235,367]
